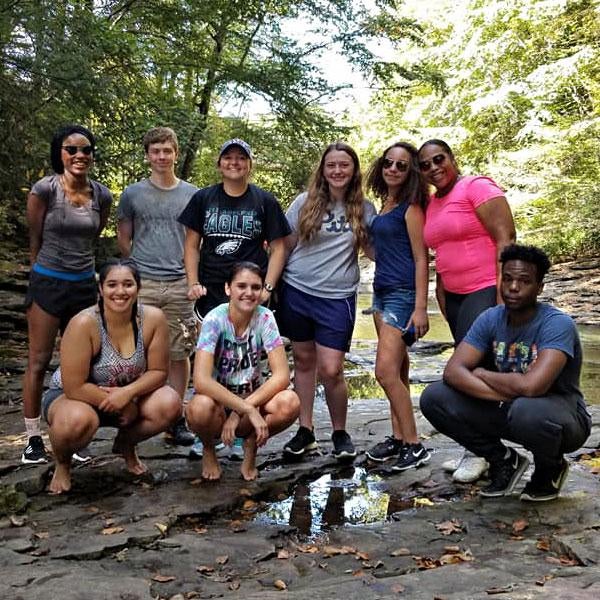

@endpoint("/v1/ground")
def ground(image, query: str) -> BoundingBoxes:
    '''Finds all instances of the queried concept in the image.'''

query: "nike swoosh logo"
[413,449,424,458]
[512,455,519,469]
[551,476,562,488]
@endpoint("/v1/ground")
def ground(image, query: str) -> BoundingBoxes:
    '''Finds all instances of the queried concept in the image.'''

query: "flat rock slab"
[1,398,599,599]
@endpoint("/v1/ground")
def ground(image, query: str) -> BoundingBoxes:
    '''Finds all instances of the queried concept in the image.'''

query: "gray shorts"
[42,387,120,427]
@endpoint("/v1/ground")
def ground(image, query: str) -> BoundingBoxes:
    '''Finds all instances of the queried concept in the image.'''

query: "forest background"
[1,0,598,260]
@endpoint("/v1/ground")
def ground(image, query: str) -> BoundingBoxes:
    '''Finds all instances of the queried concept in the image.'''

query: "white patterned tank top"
[50,305,146,389]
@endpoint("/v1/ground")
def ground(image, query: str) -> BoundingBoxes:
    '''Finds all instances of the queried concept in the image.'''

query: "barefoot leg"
[201,444,222,480]
[241,435,258,481]
[48,461,72,494]
[112,433,148,475]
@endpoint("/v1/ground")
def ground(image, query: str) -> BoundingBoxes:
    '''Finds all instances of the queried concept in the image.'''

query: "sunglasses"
[382,158,409,172]
[62,145,94,156]
[419,153,446,172]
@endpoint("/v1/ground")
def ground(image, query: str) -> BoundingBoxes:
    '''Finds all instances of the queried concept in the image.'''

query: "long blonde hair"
[298,142,368,252]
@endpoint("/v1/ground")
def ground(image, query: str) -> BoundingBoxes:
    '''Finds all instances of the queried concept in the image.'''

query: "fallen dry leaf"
[435,519,463,536]
[414,556,441,570]
[389,547,411,557]
[512,518,529,533]
[151,574,175,583]
[277,549,290,559]
[215,555,229,565]
[196,565,215,573]
[296,544,319,554]
[355,551,370,561]
[352,569,365,577]
[155,522,168,534]
[273,579,287,590]
[242,499,258,511]
[536,538,551,552]
[443,545,461,554]
[101,526,124,535]
[440,549,474,564]
[9,515,26,527]
[229,580,241,591]
[413,497,435,507]
[190,478,203,486]
[228,520,247,533]
[322,545,355,556]
[239,487,253,497]
[193,526,208,535]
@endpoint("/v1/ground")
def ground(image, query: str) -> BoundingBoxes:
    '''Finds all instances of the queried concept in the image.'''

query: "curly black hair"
[500,244,551,282]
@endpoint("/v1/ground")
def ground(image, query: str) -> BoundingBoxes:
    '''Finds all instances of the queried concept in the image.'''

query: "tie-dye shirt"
[196,304,283,396]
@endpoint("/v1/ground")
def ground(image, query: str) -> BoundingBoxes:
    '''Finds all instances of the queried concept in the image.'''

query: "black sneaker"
[21,435,48,464]
[283,426,318,456]
[366,436,404,462]
[520,458,569,502]
[331,430,356,460]
[391,442,431,471]
[164,417,195,446]
[479,448,530,498]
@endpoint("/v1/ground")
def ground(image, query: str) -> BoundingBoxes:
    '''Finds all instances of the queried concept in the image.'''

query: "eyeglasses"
[382,158,409,172]
[419,154,446,172]
[62,145,94,156]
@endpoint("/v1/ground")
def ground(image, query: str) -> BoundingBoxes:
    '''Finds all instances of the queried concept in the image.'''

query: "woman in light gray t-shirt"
[279,142,375,462]
[21,124,112,466]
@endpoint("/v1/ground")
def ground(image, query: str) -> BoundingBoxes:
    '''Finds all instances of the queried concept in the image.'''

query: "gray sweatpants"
[420,381,591,468]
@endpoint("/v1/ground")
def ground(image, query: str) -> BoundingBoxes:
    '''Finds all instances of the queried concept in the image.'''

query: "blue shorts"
[373,287,415,330]
[278,281,356,352]
[42,387,121,427]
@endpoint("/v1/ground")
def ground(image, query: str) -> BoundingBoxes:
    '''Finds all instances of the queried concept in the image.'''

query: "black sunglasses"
[382,158,409,172]
[62,145,94,156]
[419,153,446,172]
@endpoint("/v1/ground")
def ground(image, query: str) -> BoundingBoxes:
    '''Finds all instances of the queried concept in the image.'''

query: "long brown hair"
[298,142,368,251]
[366,142,429,211]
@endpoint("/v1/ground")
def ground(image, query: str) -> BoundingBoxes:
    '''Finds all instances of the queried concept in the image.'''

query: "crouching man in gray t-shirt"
[420,244,591,502]
[117,127,198,445]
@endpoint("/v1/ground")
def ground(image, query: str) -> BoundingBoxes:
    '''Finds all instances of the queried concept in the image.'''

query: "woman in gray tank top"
[43,259,181,494]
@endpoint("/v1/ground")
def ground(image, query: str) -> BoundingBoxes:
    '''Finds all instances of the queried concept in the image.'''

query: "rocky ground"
[0,251,599,599]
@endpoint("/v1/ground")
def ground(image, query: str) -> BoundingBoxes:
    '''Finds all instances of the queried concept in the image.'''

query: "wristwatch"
[264,282,274,293]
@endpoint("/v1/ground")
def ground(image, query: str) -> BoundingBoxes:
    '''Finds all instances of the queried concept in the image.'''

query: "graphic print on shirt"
[203,207,262,255]
[493,340,538,373]
[322,210,351,233]
[215,333,261,395]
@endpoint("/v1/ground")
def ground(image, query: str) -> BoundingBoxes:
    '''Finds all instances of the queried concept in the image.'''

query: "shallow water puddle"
[252,467,462,536]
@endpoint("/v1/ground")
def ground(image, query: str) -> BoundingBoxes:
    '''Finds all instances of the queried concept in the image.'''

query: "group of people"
[21,124,590,502]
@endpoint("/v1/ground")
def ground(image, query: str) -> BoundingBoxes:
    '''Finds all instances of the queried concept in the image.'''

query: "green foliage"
[365,0,600,259]
[0,0,427,237]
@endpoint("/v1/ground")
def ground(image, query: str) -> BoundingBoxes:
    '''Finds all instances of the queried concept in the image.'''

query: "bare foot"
[48,462,72,494]
[112,435,147,475]
[201,446,222,480]
[240,436,258,481]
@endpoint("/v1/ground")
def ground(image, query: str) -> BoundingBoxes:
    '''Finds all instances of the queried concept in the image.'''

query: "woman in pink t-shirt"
[418,139,515,482]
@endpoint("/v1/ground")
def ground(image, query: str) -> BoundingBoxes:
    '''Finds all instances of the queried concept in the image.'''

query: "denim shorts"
[277,281,356,352]
[42,387,121,427]
[372,287,415,333]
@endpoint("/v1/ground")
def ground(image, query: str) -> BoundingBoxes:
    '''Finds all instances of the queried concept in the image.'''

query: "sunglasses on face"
[62,145,94,156]
[419,153,446,172]
[382,158,409,172]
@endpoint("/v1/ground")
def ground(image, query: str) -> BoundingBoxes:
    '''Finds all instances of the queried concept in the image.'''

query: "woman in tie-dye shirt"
[186,262,299,481]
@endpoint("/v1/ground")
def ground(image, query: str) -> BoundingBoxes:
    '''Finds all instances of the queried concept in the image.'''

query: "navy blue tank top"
[371,202,415,292]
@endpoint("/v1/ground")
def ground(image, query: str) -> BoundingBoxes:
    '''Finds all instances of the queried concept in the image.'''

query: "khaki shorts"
[139,277,198,360]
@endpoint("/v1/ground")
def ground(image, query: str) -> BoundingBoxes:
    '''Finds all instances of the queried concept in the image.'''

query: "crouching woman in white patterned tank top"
[43,258,181,494]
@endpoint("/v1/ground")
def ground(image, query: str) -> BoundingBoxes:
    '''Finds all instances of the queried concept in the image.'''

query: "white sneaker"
[452,451,489,483]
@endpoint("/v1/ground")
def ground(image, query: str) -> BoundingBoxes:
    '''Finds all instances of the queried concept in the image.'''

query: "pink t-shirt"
[424,176,505,294]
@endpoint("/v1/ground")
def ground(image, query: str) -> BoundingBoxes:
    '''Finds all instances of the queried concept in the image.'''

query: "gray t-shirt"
[117,178,198,280]
[31,174,112,272]
[283,192,376,299]
[464,302,583,402]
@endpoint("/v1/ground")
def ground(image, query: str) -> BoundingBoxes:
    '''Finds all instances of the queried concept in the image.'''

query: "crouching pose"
[45,259,181,494]
[420,244,591,501]
[186,262,300,481]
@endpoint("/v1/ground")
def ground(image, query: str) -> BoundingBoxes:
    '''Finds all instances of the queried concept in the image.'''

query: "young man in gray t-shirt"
[117,127,198,445]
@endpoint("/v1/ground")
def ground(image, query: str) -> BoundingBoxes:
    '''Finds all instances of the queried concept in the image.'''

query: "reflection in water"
[255,468,412,536]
